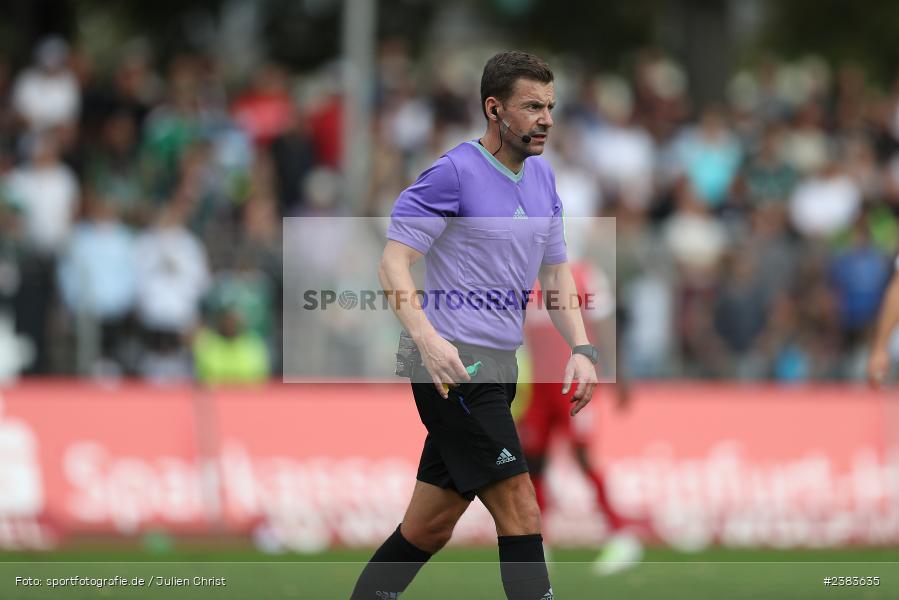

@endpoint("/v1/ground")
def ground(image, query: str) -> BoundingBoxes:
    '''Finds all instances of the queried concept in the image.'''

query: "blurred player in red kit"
[519,257,644,575]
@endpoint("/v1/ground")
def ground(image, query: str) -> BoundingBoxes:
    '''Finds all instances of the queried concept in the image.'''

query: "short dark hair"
[480,51,554,120]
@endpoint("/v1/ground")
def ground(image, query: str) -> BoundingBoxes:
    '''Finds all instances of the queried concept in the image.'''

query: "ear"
[489,104,499,121]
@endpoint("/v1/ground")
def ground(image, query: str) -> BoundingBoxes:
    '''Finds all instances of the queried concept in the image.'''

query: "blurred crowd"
[1,35,898,383]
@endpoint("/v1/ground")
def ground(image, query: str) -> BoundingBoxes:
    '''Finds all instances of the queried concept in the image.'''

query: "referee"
[350,51,599,600]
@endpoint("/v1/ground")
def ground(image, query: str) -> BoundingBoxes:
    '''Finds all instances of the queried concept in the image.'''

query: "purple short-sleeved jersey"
[387,140,567,350]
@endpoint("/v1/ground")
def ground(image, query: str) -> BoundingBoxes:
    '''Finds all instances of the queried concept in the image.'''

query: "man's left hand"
[562,354,598,416]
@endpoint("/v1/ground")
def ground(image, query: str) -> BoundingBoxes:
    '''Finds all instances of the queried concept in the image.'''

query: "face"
[496,79,555,155]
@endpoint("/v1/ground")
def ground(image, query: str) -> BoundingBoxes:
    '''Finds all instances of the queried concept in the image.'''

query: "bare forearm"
[378,258,436,344]
[539,265,590,349]
[873,275,899,351]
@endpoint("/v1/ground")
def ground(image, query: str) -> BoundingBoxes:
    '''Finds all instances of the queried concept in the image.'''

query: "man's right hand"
[418,332,471,399]
[867,347,890,388]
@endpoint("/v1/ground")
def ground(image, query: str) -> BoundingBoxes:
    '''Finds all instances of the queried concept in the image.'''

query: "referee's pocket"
[460,227,513,287]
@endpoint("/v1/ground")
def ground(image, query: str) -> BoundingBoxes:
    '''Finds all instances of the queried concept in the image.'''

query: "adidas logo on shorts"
[375,592,400,599]
[496,448,517,465]
[542,587,554,599]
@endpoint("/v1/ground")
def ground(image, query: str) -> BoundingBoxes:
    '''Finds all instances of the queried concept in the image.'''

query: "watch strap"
[572,344,599,365]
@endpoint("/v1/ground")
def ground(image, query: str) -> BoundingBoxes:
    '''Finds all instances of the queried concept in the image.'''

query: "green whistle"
[443,361,484,394]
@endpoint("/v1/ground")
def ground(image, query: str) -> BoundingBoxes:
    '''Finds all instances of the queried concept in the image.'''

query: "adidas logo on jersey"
[375,592,400,599]
[513,205,528,219]
[496,448,517,465]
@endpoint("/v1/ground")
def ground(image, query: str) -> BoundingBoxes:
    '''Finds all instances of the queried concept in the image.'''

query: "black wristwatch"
[572,344,599,365]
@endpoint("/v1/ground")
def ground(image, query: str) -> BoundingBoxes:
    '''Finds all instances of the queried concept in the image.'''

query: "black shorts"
[411,341,528,501]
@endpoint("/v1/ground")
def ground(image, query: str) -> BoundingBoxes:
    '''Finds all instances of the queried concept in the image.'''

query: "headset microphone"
[491,106,531,143]
[505,121,531,144]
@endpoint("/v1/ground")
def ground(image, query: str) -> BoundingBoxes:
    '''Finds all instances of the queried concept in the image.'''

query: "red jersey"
[519,260,614,454]
[523,260,614,383]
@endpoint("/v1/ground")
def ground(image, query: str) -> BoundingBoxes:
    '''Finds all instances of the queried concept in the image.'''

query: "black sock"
[349,524,433,599]
[498,534,553,600]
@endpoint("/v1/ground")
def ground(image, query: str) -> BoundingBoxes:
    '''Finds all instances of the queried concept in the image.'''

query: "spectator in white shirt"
[4,131,79,255]
[584,76,656,210]
[11,36,80,134]
[134,204,210,381]
[789,160,861,239]
[135,204,210,334]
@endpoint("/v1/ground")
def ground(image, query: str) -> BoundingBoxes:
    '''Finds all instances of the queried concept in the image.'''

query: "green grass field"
[2,545,897,599]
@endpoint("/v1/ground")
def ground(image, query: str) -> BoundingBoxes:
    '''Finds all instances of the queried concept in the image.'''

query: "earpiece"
[488,105,531,152]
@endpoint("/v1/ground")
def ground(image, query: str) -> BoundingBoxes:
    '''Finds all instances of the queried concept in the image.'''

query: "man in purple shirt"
[351,51,599,600]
